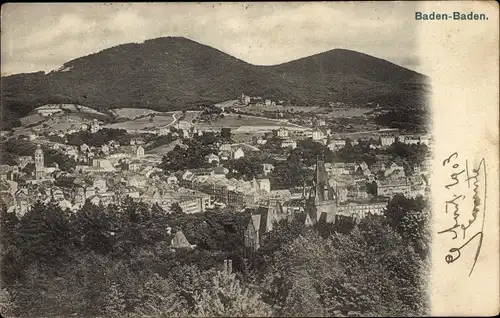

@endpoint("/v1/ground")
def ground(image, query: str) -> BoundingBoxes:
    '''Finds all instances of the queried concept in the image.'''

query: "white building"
[136,145,145,158]
[327,139,346,151]
[233,148,245,160]
[206,153,220,165]
[380,135,396,147]
[281,139,297,149]
[277,127,289,139]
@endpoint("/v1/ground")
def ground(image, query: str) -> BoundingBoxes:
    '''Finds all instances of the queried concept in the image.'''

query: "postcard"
[0,2,498,317]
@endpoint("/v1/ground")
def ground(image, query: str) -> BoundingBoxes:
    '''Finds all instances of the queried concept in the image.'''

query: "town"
[0,95,432,251]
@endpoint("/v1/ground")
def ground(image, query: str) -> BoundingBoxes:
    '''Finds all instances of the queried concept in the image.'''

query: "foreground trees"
[0,195,429,317]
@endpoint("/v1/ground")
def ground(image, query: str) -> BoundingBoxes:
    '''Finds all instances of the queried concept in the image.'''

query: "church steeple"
[304,156,337,226]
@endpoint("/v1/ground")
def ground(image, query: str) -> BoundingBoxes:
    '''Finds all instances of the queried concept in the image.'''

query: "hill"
[1,36,429,130]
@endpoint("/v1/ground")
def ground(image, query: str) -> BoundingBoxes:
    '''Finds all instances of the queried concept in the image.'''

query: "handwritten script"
[438,152,487,276]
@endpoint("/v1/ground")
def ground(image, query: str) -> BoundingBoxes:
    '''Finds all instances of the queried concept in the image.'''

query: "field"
[110,108,163,120]
[147,139,183,156]
[13,112,108,137]
[196,114,303,131]
[319,107,372,119]
[105,113,177,131]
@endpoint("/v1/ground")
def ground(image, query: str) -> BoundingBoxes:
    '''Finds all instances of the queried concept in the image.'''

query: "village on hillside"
[0,94,432,250]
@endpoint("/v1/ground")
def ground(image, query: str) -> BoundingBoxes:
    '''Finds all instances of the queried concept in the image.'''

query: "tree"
[71,201,116,254]
[16,201,74,267]
[221,127,231,139]
[102,283,126,317]
[0,288,15,317]
[135,273,186,317]
[170,202,183,215]
[193,261,272,317]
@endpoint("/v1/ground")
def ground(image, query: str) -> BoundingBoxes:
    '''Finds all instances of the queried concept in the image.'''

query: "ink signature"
[438,152,486,276]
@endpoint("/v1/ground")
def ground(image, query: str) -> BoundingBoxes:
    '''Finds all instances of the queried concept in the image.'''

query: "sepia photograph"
[0,2,497,317]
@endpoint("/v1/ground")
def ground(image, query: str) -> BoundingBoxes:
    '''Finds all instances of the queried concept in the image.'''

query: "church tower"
[34,144,45,180]
[305,156,337,225]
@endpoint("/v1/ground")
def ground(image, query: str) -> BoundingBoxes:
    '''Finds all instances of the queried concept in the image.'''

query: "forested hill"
[1,36,429,129]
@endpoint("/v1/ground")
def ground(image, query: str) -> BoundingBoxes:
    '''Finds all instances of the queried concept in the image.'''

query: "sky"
[1,2,424,76]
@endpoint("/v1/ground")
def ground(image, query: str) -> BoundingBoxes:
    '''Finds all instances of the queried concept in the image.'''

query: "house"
[312,128,327,142]
[176,120,191,131]
[380,134,396,147]
[135,146,145,158]
[277,127,289,139]
[256,137,267,145]
[52,188,65,201]
[376,178,412,198]
[17,156,34,168]
[233,148,245,160]
[337,199,388,219]
[262,163,275,176]
[90,119,101,133]
[80,143,90,153]
[93,178,107,193]
[219,143,231,152]
[328,139,346,151]
[399,134,421,145]
[181,129,190,139]
[281,139,297,149]
[170,229,196,250]
[166,175,179,185]
[206,153,220,165]
[255,177,271,193]
[128,160,141,172]
[101,144,110,155]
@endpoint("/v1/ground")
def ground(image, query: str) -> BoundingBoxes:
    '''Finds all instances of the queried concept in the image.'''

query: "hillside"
[1,36,429,130]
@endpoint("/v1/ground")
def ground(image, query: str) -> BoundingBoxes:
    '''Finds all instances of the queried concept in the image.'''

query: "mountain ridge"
[1,36,429,129]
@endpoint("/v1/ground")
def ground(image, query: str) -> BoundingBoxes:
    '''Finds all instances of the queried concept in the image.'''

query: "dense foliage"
[66,128,131,147]
[0,193,429,317]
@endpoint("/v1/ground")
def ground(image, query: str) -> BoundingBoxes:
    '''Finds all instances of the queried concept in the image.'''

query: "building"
[80,143,90,153]
[277,127,289,139]
[399,134,421,145]
[34,145,45,180]
[233,148,245,160]
[262,163,275,176]
[337,199,388,219]
[166,175,179,185]
[255,177,271,193]
[135,145,145,158]
[177,192,212,214]
[304,158,337,226]
[327,139,346,151]
[376,178,412,198]
[380,134,396,147]
[90,119,101,133]
[93,178,107,193]
[281,139,297,149]
[241,93,251,105]
[101,144,110,155]
[206,153,220,165]
[170,230,196,250]
[244,201,287,251]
